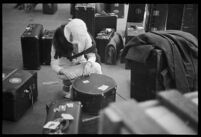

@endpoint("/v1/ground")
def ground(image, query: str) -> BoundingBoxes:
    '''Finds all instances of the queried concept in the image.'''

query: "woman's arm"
[50,45,63,74]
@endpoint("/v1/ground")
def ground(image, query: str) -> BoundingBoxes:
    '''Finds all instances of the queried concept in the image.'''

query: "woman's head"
[53,19,91,59]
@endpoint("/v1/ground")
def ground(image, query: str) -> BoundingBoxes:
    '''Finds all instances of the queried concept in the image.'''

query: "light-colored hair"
[64,18,92,53]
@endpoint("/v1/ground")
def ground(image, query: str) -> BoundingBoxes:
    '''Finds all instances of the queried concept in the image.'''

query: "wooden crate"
[98,90,198,134]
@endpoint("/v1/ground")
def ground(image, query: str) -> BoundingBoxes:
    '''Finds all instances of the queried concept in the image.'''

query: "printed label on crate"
[82,80,90,84]
[43,121,60,130]
[98,85,109,91]
[61,113,74,120]
[9,77,22,84]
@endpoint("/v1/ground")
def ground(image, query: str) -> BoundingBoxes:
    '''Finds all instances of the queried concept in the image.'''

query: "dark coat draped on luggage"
[105,32,124,64]
[121,30,198,93]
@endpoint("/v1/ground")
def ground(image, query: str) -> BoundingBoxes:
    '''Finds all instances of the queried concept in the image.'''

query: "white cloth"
[51,19,102,80]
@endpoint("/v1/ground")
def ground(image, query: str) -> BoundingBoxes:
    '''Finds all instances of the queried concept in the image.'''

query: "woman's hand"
[57,69,68,80]
[83,61,93,76]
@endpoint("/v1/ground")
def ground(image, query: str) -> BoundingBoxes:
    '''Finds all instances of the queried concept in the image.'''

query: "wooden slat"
[109,100,168,134]
[157,90,198,128]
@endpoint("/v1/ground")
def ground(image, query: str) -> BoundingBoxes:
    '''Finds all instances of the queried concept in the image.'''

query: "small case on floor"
[3,68,38,121]
[43,99,82,134]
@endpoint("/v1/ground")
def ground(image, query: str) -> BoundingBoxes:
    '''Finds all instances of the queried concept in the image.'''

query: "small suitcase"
[72,73,117,114]
[94,13,117,37]
[95,28,115,63]
[40,30,55,65]
[181,4,198,38]
[21,24,43,70]
[128,48,169,101]
[74,4,95,37]
[3,68,38,121]
[43,99,82,134]
[43,4,57,14]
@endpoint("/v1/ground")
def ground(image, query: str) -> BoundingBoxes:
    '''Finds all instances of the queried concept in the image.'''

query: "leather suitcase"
[94,13,117,37]
[21,24,43,70]
[40,30,55,65]
[166,4,184,30]
[181,4,198,38]
[3,68,38,121]
[43,99,82,134]
[74,4,95,37]
[43,4,57,14]
[127,4,145,23]
[128,49,168,101]
[95,28,115,63]
[72,73,117,114]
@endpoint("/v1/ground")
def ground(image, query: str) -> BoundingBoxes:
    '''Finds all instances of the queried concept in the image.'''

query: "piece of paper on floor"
[42,81,59,85]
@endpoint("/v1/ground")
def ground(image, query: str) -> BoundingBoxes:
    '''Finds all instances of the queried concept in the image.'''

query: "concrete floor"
[2,3,131,134]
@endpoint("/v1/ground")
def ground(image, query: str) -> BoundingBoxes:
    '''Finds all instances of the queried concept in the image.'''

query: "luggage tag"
[66,102,74,108]
[98,84,109,91]
[43,121,60,130]
[82,80,90,84]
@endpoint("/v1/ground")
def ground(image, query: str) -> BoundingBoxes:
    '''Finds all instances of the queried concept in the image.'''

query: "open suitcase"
[43,99,82,134]
[3,68,38,121]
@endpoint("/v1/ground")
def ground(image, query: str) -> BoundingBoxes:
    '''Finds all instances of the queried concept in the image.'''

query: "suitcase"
[21,24,43,70]
[127,4,145,23]
[98,90,198,134]
[43,4,57,14]
[40,30,55,65]
[94,13,117,37]
[3,68,38,121]
[43,99,82,134]
[74,4,95,37]
[181,4,198,38]
[95,28,115,63]
[145,4,168,31]
[166,4,184,30]
[128,49,169,101]
[72,73,117,114]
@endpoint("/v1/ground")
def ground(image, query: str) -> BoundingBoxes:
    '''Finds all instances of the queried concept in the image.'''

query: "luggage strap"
[68,45,96,61]
[3,68,18,80]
